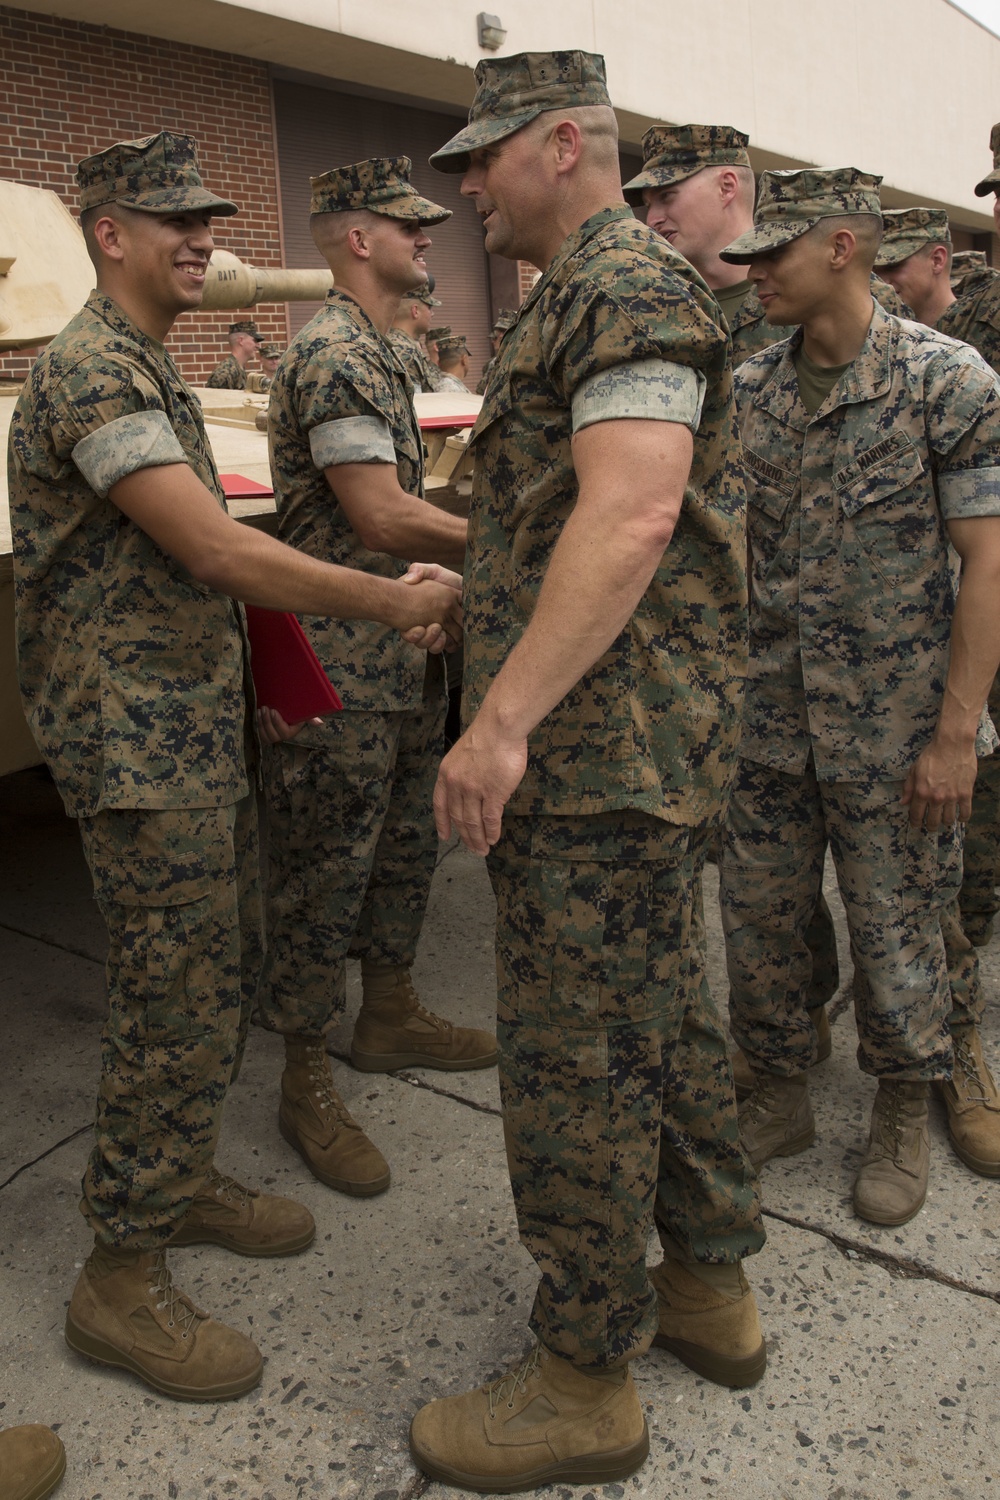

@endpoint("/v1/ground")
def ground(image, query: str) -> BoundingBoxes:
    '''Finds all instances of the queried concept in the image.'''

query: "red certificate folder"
[244,606,343,722]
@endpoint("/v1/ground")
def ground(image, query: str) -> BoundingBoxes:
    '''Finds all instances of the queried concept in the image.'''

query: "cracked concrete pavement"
[2,764,998,1500]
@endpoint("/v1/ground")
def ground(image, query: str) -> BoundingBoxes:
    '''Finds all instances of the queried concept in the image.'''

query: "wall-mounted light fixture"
[477,12,506,49]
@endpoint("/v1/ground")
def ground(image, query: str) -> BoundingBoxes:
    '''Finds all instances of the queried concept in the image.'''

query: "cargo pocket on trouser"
[78,806,244,1243]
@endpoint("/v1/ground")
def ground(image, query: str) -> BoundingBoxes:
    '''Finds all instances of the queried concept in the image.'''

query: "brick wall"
[0,4,286,385]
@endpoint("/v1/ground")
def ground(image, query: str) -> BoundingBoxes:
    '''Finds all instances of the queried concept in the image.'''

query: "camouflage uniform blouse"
[937,267,1000,377]
[735,302,1000,783]
[268,287,436,713]
[8,291,249,816]
[387,327,448,393]
[466,205,746,827]
[205,352,247,390]
[729,274,908,365]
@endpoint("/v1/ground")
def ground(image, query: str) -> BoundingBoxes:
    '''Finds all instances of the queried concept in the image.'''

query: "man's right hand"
[390,568,463,650]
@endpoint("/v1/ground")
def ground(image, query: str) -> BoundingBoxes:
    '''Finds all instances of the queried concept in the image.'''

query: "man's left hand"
[433,721,528,855]
[257,706,323,745]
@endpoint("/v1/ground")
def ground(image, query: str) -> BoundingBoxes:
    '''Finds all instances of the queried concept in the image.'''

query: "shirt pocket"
[744,447,797,570]
[836,438,934,587]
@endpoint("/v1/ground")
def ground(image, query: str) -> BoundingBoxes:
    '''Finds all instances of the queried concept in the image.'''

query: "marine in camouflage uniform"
[623,122,846,1073]
[205,320,263,389]
[8,131,305,1402]
[257,157,495,1200]
[388,282,450,392]
[877,205,1000,953]
[410,50,765,1497]
[716,167,1000,1222]
[476,306,517,394]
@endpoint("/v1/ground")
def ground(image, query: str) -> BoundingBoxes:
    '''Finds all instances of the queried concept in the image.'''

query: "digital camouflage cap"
[436,333,468,355]
[975,122,1000,196]
[430,50,611,173]
[427,324,452,343]
[259,341,284,358]
[404,284,443,308]
[719,166,882,262]
[77,131,239,216]
[310,156,451,224]
[229,319,263,340]
[622,124,751,206]
[493,307,518,332]
[874,207,951,268]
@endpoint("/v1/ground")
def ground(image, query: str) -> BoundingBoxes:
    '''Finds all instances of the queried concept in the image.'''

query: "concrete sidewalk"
[1,764,998,1500]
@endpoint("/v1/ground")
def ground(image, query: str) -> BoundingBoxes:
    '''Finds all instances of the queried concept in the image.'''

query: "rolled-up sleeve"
[938,464,1000,519]
[72,410,186,497]
[571,358,707,434]
[309,413,396,469]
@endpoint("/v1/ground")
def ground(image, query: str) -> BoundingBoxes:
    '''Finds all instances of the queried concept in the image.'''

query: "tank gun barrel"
[200,250,332,310]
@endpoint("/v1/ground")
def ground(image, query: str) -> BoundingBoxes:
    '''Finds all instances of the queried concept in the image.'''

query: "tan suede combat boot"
[64,1242,262,1401]
[409,1342,649,1493]
[279,1035,390,1196]
[169,1165,315,1256]
[738,1072,815,1168]
[853,1081,930,1226]
[350,963,497,1072]
[649,1257,766,1388]
[935,1024,1000,1176]
[731,1006,831,1099]
[0,1425,66,1500]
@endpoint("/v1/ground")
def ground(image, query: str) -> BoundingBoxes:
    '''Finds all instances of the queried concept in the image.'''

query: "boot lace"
[396,979,453,1035]
[203,1166,254,1207]
[305,1045,353,1125]
[953,1033,991,1106]
[487,1345,543,1418]
[147,1250,199,1339]
[742,1073,777,1126]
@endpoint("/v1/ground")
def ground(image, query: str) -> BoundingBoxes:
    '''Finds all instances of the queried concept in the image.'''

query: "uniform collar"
[751,297,892,428]
[87,290,168,353]
[520,205,635,321]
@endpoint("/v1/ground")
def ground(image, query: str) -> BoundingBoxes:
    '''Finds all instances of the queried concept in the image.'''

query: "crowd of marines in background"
[5,42,1000,1499]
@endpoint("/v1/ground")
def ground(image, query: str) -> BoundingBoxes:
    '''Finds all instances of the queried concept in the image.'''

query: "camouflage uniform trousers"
[487,810,764,1370]
[255,680,447,1034]
[720,758,982,1082]
[959,673,1000,939]
[77,792,262,1249]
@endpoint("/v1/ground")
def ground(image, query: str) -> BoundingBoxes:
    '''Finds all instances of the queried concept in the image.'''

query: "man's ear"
[551,118,584,175]
[92,214,126,263]
[346,224,372,261]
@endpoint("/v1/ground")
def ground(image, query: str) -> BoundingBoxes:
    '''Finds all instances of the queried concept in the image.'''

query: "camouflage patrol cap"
[259,341,283,358]
[952,250,988,274]
[310,156,451,224]
[622,124,751,206]
[77,131,238,216]
[974,123,1000,196]
[874,207,951,268]
[493,307,517,332]
[436,334,469,355]
[430,51,611,173]
[427,325,452,343]
[229,320,263,341]
[719,167,883,262]
[404,284,443,308]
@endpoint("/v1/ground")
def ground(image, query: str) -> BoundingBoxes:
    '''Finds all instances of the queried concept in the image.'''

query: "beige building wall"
[20,0,998,229]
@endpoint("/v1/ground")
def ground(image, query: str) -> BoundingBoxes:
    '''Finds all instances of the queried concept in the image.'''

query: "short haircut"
[811,212,883,269]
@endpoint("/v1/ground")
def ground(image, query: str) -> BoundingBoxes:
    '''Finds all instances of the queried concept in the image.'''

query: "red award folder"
[244,606,343,722]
